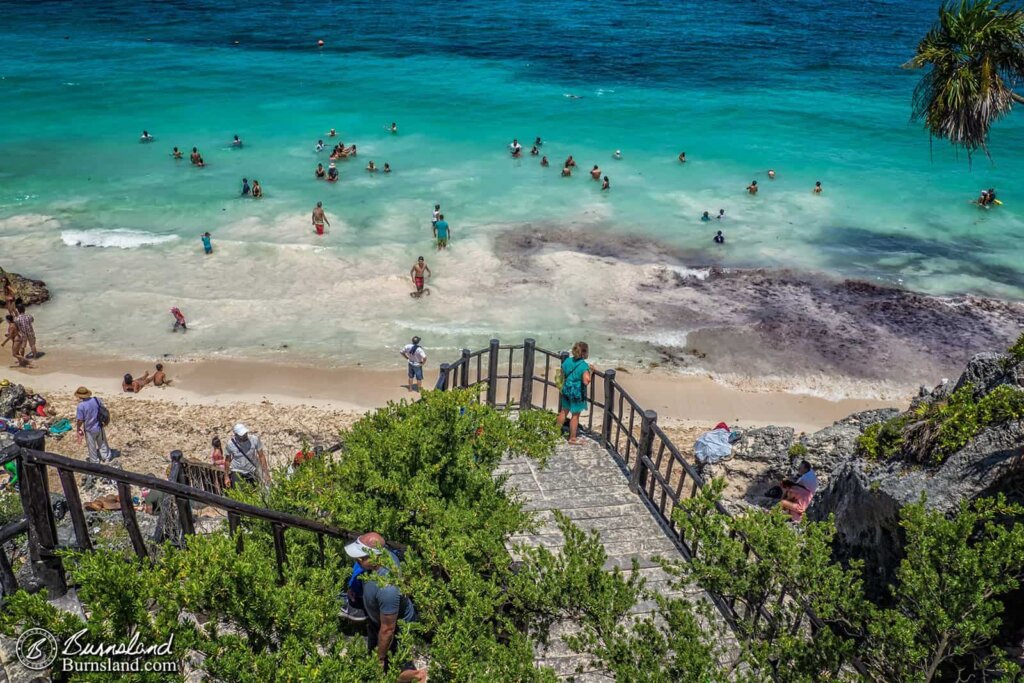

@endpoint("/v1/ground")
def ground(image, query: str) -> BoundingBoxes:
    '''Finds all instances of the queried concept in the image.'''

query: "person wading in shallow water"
[409,257,431,298]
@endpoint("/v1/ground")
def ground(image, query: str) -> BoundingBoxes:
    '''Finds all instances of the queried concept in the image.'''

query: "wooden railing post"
[169,450,195,540]
[486,338,500,407]
[629,410,657,493]
[15,434,67,597]
[459,349,470,388]
[519,338,536,409]
[435,363,451,391]
[602,369,617,448]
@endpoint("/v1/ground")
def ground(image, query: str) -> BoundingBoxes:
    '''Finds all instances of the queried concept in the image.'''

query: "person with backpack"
[74,386,112,463]
[225,423,269,487]
[557,341,592,445]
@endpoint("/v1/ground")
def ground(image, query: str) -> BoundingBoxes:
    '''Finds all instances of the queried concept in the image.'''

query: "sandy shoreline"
[5,347,906,434]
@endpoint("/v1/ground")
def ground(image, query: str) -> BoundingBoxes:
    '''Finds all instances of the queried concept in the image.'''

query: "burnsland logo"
[16,628,177,673]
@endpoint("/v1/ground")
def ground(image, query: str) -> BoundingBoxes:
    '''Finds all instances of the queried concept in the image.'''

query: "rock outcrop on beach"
[1,270,50,307]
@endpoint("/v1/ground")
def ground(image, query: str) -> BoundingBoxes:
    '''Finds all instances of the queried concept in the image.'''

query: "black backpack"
[94,398,110,427]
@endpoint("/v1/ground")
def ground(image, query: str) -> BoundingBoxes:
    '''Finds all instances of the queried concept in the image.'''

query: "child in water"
[170,307,187,333]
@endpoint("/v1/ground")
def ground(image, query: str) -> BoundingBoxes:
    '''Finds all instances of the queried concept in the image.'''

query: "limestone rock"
[0,384,26,419]
[1,271,50,308]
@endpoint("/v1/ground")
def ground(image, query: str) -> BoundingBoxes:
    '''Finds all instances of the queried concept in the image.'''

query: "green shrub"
[1002,332,1024,369]
[856,414,912,460]
[787,442,808,459]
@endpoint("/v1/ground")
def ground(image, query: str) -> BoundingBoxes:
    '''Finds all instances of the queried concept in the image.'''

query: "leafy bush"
[857,414,913,461]
[1002,331,1024,369]
[787,442,808,459]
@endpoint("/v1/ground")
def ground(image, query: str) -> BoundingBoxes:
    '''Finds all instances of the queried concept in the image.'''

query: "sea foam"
[61,230,179,249]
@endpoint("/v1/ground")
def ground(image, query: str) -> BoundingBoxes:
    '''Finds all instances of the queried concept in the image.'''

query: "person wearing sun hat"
[74,386,111,464]
[225,422,269,487]
[344,533,425,682]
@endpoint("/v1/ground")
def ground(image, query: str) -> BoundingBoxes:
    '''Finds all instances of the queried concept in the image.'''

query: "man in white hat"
[344,532,426,682]
[74,386,111,464]
[225,423,269,487]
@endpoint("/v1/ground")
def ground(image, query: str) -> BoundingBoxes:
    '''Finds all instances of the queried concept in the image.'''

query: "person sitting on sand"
[590,165,601,180]
[327,163,339,181]
[141,131,153,143]
[153,363,170,386]
[768,169,776,179]
[190,147,201,164]
[315,163,326,179]
[170,307,187,332]
[383,162,391,174]
[367,160,378,173]
[747,180,758,195]
[701,211,711,222]
[561,164,572,177]
[778,460,818,522]
[123,372,154,393]
[172,147,183,160]
[714,230,725,244]
[232,135,243,147]
[602,176,610,191]
[678,151,687,163]
[813,181,822,194]
[251,180,263,198]
[541,155,549,167]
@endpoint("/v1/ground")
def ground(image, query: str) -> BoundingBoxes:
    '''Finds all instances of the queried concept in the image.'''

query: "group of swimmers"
[974,188,1000,208]
[240,178,263,198]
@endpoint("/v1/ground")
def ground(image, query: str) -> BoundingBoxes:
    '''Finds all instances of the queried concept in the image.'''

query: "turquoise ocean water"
[1,0,1022,374]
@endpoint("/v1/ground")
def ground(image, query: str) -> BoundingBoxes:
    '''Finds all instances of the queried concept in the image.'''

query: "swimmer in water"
[565,155,577,168]
[410,256,431,297]
[714,230,725,244]
[434,214,450,250]
[530,145,539,156]
[717,209,726,220]
[348,144,357,157]
[251,180,262,198]
[315,163,326,179]
[312,201,329,235]
[328,128,337,138]
[590,165,601,180]
[510,139,522,158]
[196,155,205,167]
[190,147,201,164]
[768,169,776,180]
[561,165,572,177]
[534,136,543,147]
[316,139,325,152]
[172,146,183,160]
[232,135,243,147]
[678,151,687,163]
[747,180,758,195]
[541,155,550,167]
[613,150,622,160]
[366,160,377,172]
[602,176,610,191]
[327,162,338,181]
[701,211,711,222]
[383,162,391,174]
[813,181,822,194]
[241,177,251,196]
[389,122,398,134]
[432,204,440,229]
[141,130,153,142]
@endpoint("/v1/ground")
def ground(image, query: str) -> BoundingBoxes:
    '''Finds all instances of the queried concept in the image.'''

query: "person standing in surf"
[433,214,450,250]
[312,202,330,235]
[409,257,431,298]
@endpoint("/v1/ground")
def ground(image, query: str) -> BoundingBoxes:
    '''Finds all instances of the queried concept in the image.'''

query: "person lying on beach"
[232,135,243,147]
[141,131,153,142]
[541,155,549,167]
[153,363,170,386]
[747,180,758,195]
[814,181,822,194]
[171,307,187,332]
[602,176,610,191]
[590,165,601,180]
[123,372,154,393]
[251,180,263,198]
[172,147,183,160]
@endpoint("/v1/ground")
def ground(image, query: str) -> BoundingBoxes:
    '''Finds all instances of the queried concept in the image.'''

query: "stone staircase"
[497,436,719,681]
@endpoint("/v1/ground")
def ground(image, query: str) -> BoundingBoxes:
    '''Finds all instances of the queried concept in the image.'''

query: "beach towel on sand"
[694,428,733,464]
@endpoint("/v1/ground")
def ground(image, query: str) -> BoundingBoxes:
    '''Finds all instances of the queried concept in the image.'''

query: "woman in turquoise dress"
[557,341,591,444]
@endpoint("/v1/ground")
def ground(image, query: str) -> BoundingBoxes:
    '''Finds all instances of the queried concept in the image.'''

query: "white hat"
[329,162,336,168]
[344,538,374,559]
[233,423,249,436]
